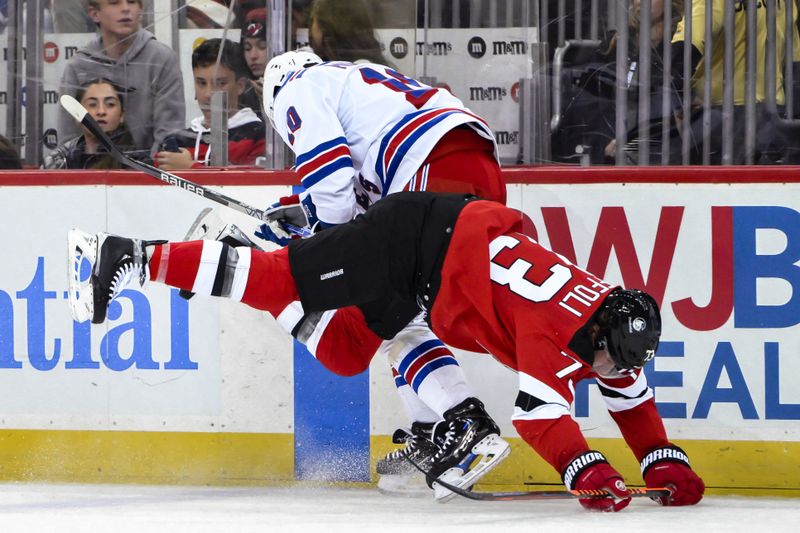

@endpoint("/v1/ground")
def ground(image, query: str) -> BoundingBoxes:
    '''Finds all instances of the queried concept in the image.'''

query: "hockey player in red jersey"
[68,192,705,511]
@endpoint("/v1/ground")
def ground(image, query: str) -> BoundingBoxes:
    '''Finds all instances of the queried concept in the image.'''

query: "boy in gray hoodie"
[57,0,185,154]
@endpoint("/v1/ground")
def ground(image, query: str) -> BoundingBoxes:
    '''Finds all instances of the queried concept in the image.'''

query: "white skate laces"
[108,260,144,303]
[386,444,410,462]
[433,423,458,458]
[377,423,436,475]
[385,431,423,462]
[376,424,438,496]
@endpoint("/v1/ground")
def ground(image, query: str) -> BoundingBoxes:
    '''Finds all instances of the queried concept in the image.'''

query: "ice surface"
[0,483,796,533]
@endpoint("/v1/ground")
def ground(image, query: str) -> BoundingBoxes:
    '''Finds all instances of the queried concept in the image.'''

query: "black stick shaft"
[59,95,268,222]
[401,449,671,502]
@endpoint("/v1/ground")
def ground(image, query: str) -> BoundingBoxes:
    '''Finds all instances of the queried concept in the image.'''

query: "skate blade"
[67,229,97,324]
[377,473,430,497]
[432,434,511,503]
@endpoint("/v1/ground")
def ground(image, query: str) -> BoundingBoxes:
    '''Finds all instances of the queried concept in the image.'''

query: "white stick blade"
[60,94,87,122]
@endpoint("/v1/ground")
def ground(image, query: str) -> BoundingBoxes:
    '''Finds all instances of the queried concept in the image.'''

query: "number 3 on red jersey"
[489,235,572,302]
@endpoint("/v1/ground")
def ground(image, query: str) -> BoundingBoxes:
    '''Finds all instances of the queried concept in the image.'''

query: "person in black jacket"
[44,79,145,170]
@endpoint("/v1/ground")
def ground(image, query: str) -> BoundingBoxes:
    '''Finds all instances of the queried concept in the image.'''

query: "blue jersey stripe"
[375,109,467,192]
[300,155,353,189]
[296,136,348,167]
[385,111,459,185]
[374,109,429,184]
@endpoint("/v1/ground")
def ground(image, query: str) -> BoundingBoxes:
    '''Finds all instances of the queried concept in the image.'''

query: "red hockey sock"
[148,241,300,319]
[149,241,202,290]
[241,245,300,317]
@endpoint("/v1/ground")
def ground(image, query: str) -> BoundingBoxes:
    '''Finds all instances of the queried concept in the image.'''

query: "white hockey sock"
[392,373,440,424]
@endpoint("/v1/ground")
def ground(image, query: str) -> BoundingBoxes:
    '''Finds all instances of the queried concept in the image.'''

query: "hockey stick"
[401,452,672,502]
[432,480,673,502]
[59,95,313,237]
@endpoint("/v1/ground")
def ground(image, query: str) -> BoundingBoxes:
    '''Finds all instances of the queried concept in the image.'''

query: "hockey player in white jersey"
[262,52,506,224]
[255,51,511,498]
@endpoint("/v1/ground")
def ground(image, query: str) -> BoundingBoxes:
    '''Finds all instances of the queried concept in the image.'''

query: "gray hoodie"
[58,29,185,153]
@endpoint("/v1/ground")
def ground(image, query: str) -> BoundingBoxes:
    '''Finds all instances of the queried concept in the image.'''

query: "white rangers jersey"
[271,61,498,225]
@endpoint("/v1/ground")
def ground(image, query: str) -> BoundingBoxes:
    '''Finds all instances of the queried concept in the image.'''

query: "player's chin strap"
[400,451,673,502]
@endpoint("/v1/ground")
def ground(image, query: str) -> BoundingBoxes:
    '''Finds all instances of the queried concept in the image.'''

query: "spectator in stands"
[44,79,144,170]
[239,7,269,118]
[670,0,800,163]
[155,38,266,170]
[51,1,154,33]
[0,134,23,169]
[606,0,686,163]
[241,8,268,80]
[58,0,185,155]
[234,0,311,50]
[308,0,391,66]
[552,0,684,165]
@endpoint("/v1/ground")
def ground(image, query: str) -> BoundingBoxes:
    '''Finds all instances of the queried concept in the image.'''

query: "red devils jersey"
[434,200,614,375]
[432,200,667,472]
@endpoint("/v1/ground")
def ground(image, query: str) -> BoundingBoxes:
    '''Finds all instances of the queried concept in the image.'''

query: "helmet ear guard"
[596,289,661,370]
[262,50,323,127]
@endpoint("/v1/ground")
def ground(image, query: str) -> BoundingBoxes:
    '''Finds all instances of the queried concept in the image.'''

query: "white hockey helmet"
[262,50,323,125]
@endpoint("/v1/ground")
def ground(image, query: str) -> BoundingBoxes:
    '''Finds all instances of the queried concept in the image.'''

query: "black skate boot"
[376,422,437,495]
[426,397,510,502]
[376,422,437,476]
[68,229,162,324]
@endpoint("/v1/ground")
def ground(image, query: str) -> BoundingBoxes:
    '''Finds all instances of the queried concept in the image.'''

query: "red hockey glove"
[562,451,631,512]
[641,444,704,506]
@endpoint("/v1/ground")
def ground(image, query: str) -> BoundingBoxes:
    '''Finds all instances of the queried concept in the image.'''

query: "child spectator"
[45,79,143,170]
[155,38,266,170]
[239,7,269,118]
[57,0,185,155]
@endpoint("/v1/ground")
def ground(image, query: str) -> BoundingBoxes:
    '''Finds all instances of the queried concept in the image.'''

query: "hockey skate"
[67,229,157,324]
[376,422,437,495]
[426,397,510,503]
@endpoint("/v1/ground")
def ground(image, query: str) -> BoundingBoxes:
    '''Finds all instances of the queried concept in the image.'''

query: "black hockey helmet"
[595,289,661,370]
